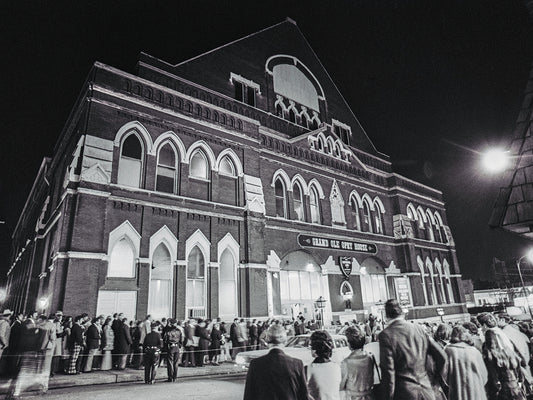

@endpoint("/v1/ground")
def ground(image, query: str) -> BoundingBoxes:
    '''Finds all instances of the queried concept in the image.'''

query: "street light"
[38,297,49,313]
[436,307,445,323]
[315,296,327,330]
[482,148,509,173]
[516,250,533,319]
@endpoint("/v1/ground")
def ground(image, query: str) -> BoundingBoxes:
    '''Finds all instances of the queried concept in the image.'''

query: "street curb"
[0,364,247,394]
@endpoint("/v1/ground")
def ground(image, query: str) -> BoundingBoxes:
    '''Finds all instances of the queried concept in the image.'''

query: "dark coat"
[115,322,132,354]
[196,325,210,351]
[243,348,310,400]
[67,323,84,350]
[86,324,101,350]
[249,324,258,340]
[379,318,446,400]
[9,319,22,352]
[210,328,222,350]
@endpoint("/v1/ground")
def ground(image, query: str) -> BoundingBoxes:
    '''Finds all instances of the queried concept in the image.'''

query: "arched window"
[374,208,384,235]
[186,246,205,317]
[118,134,143,188]
[350,198,361,231]
[301,113,309,128]
[362,200,372,232]
[406,206,419,238]
[276,103,284,117]
[426,211,436,241]
[275,178,287,218]
[108,238,135,278]
[317,137,324,151]
[148,244,172,318]
[293,182,305,221]
[288,108,296,123]
[309,186,321,224]
[156,143,178,193]
[190,150,209,179]
[418,257,429,305]
[219,249,238,318]
[219,156,236,176]
[417,209,427,239]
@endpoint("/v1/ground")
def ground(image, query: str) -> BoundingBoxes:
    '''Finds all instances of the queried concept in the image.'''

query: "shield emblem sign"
[339,257,352,279]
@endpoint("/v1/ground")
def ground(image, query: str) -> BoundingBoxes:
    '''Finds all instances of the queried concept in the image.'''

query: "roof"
[490,60,533,237]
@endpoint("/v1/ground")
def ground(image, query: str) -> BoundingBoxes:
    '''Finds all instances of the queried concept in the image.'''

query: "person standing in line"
[50,311,64,377]
[183,319,197,367]
[0,309,12,375]
[163,319,182,382]
[101,317,114,371]
[378,299,446,400]
[445,326,487,400]
[209,321,222,365]
[130,320,143,369]
[111,312,124,369]
[84,316,103,372]
[249,319,258,351]
[340,326,375,400]
[237,318,248,355]
[307,330,341,400]
[115,317,132,370]
[36,315,55,394]
[7,312,23,377]
[66,316,84,375]
[243,324,309,400]
[196,320,210,367]
[143,322,162,384]
[229,318,239,360]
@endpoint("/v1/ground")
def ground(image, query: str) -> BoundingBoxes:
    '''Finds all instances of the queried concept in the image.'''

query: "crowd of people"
[1,301,532,399]
[244,300,533,400]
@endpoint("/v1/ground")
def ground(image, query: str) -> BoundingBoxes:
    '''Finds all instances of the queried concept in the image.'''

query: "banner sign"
[339,257,352,279]
[297,234,377,254]
[394,277,411,306]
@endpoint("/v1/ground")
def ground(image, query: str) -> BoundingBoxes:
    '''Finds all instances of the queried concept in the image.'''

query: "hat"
[265,324,287,345]
[167,318,177,325]
[2,309,13,317]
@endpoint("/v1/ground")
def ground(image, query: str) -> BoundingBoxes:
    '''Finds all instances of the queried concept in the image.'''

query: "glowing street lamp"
[516,250,533,319]
[38,297,49,312]
[482,148,509,173]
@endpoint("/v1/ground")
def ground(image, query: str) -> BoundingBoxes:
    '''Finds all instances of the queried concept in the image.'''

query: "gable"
[137,19,385,158]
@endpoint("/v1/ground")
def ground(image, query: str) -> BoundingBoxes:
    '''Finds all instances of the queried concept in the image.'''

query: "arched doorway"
[359,256,388,314]
[279,251,325,321]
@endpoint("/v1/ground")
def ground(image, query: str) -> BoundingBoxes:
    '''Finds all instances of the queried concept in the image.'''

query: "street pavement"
[20,374,246,400]
[0,362,247,397]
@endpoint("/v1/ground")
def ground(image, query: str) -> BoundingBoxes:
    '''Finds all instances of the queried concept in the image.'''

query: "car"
[235,333,380,370]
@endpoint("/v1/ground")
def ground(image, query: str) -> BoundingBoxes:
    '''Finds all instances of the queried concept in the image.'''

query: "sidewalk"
[0,362,247,394]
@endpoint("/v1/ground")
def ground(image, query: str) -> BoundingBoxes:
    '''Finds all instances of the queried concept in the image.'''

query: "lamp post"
[38,297,49,314]
[315,296,326,330]
[516,250,533,319]
[436,307,445,323]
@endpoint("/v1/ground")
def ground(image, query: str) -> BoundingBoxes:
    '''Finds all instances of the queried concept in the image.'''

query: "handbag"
[370,353,382,398]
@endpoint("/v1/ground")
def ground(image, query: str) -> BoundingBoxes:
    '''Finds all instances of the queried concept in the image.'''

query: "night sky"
[1,0,533,286]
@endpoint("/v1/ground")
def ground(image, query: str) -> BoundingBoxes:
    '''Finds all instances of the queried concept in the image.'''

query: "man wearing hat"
[163,318,182,382]
[243,324,309,400]
[0,309,12,373]
[143,322,162,384]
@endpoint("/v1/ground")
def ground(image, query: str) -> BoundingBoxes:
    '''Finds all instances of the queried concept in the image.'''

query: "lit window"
[275,179,287,218]
[362,201,372,232]
[219,249,237,317]
[148,244,172,318]
[350,199,361,230]
[293,183,305,221]
[108,238,135,278]
[156,143,178,193]
[118,134,143,188]
[232,74,258,107]
[309,186,321,224]
[186,246,205,310]
[190,151,209,179]
[219,156,236,177]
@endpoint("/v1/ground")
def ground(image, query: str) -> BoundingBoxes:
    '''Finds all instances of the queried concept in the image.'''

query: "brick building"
[7,19,467,323]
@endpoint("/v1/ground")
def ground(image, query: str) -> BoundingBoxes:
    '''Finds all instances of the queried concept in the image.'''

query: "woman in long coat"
[209,322,222,365]
[445,326,488,400]
[115,318,132,370]
[196,321,210,367]
[101,317,114,371]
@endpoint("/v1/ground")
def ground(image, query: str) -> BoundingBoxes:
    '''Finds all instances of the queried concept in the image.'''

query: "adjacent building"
[7,19,467,323]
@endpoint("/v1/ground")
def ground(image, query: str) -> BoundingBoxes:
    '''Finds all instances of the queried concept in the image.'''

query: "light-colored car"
[235,333,371,367]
